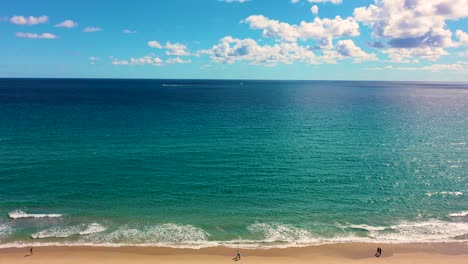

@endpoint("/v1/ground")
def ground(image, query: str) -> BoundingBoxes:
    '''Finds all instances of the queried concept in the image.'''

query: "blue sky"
[1,0,468,81]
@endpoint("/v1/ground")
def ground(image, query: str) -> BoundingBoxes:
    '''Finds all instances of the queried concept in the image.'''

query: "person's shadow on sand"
[24,247,33,257]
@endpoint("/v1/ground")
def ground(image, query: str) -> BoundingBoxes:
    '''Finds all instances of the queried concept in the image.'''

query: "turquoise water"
[0,79,467,248]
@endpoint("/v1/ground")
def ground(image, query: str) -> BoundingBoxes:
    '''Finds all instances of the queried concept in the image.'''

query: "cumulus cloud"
[456,30,468,47]
[166,57,192,64]
[200,36,376,65]
[335,39,377,62]
[354,0,468,61]
[165,42,190,56]
[370,62,468,73]
[148,40,163,48]
[200,36,319,65]
[112,56,164,66]
[311,5,319,15]
[10,15,48,25]
[54,20,78,28]
[112,55,191,66]
[16,32,58,39]
[243,15,359,42]
[123,29,136,34]
[89,57,99,65]
[83,27,102,32]
[148,41,190,56]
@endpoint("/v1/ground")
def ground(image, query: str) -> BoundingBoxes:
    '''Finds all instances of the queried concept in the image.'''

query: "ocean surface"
[0,78,467,248]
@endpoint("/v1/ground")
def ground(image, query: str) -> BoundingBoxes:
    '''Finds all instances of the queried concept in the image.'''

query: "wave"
[86,224,208,244]
[162,84,193,87]
[31,223,106,239]
[0,224,13,239]
[2,220,468,249]
[426,191,464,197]
[449,211,468,217]
[247,223,313,243]
[9,210,62,219]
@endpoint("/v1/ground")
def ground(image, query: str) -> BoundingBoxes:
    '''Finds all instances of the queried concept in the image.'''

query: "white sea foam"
[347,224,387,231]
[8,210,62,219]
[247,223,314,243]
[0,224,13,239]
[449,211,468,217]
[79,223,107,235]
[31,223,106,239]
[426,191,464,197]
[3,220,467,249]
[86,224,208,244]
[162,84,192,87]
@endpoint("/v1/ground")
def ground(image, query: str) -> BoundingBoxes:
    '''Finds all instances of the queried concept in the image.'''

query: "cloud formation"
[55,20,78,28]
[16,32,58,39]
[200,36,318,65]
[311,5,319,15]
[10,15,48,25]
[243,15,359,42]
[123,29,136,34]
[354,0,468,61]
[148,41,190,56]
[83,27,102,32]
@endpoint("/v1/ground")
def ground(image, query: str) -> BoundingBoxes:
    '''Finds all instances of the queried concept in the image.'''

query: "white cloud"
[200,36,319,65]
[112,55,191,66]
[10,15,48,25]
[166,57,192,64]
[371,62,468,73]
[382,47,448,62]
[54,20,78,28]
[147,41,190,56]
[335,39,377,62]
[123,29,136,34]
[16,32,58,39]
[456,30,468,47]
[243,15,359,42]
[112,56,164,66]
[308,0,342,4]
[165,42,190,56]
[201,36,376,66]
[311,5,319,15]
[89,57,99,65]
[83,27,101,32]
[148,40,163,48]
[354,0,468,61]
[291,0,300,3]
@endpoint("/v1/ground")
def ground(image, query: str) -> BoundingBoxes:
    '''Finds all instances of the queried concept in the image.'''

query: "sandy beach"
[1,243,467,264]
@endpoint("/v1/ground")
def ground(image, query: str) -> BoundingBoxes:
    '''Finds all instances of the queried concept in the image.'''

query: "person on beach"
[232,250,241,261]
[24,247,33,257]
[374,247,382,257]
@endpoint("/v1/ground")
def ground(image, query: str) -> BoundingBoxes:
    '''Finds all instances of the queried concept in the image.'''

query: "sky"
[1,0,468,81]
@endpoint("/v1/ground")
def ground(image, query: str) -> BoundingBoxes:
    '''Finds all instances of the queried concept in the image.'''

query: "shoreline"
[1,243,467,264]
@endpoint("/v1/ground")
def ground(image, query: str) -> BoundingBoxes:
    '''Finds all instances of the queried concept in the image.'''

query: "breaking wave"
[426,192,464,197]
[9,210,62,219]
[449,211,468,217]
[31,223,106,239]
[1,220,467,249]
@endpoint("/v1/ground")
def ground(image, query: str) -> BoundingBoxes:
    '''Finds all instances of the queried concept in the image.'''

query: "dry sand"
[1,243,467,264]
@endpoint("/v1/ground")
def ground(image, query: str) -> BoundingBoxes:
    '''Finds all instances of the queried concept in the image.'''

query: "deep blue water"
[0,79,467,248]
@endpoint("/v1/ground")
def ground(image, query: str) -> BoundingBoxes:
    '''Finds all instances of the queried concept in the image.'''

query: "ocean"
[0,78,467,248]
